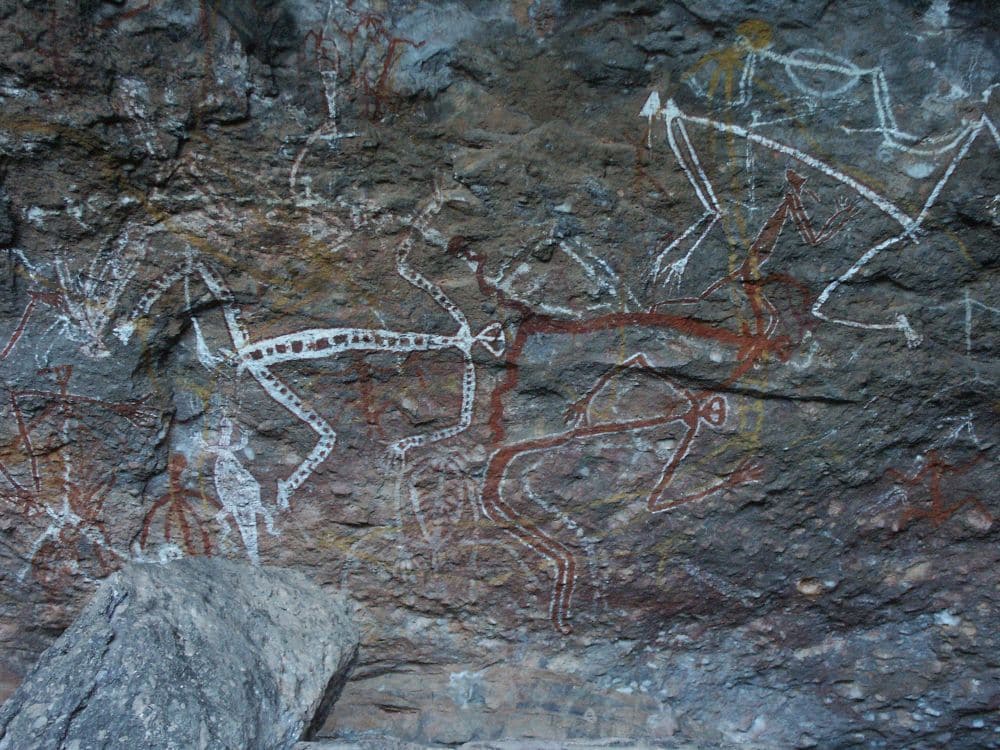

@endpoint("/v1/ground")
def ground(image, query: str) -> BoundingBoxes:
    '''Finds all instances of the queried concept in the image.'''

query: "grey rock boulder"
[296,740,713,749]
[0,558,358,750]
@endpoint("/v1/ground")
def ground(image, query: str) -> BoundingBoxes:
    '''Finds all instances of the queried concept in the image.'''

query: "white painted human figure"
[113,183,505,509]
[201,416,276,564]
[683,20,994,157]
[641,94,1000,347]
[290,0,359,197]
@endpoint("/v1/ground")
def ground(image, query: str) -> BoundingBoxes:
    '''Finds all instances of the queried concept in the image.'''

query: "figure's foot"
[553,617,573,635]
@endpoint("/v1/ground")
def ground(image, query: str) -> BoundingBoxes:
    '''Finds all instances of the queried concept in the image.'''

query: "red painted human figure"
[885,450,991,531]
[139,454,219,557]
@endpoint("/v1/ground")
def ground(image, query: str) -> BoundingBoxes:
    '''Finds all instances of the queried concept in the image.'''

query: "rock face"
[0,559,358,750]
[0,0,997,748]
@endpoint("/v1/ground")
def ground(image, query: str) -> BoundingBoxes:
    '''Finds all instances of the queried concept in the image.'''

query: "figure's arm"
[563,353,656,427]
[790,191,860,245]
[649,457,762,512]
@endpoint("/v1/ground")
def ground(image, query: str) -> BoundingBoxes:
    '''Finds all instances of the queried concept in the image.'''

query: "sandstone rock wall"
[0,1,996,747]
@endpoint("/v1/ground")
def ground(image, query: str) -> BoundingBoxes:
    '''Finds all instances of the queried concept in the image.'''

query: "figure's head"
[700,394,727,427]
[736,19,773,51]
[785,169,808,194]
[169,454,188,474]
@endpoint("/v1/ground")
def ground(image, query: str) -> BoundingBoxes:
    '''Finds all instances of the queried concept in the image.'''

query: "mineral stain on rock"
[0,0,997,747]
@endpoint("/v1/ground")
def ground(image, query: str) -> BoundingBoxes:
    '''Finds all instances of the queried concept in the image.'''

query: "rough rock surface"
[0,558,358,749]
[297,740,704,749]
[0,0,997,748]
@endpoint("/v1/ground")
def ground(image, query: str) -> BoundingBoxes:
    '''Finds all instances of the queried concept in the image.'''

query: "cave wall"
[0,0,997,747]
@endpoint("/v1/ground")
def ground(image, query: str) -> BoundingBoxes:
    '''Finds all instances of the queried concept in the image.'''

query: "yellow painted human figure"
[682,20,773,106]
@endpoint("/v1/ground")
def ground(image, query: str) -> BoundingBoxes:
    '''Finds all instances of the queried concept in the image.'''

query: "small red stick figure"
[138,455,219,556]
[885,450,991,530]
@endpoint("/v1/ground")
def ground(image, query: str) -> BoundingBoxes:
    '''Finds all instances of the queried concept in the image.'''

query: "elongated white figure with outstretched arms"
[114,185,505,508]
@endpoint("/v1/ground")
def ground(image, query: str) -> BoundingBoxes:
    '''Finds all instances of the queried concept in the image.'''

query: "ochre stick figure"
[885,450,991,531]
[139,455,218,556]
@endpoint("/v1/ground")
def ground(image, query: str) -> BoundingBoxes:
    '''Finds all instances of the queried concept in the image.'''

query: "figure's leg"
[389,354,476,458]
[653,108,723,289]
[646,423,699,511]
[138,492,173,552]
[0,296,41,361]
[653,211,720,289]
[261,503,278,536]
[232,509,260,564]
[871,70,900,144]
[166,501,188,549]
[10,393,40,492]
[245,365,336,509]
[214,508,233,547]
[649,455,762,512]
[18,523,60,581]
[811,233,921,346]
[482,447,577,634]
[0,461,30,505]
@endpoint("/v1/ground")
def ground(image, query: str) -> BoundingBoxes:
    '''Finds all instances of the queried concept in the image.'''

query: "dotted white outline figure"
[113,185,505,509]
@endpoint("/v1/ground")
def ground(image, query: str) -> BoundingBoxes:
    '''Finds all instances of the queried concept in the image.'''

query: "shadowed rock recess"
[0,0,996,747]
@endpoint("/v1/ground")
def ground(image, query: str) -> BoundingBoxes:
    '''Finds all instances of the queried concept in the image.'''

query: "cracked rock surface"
[0,0,997,748]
